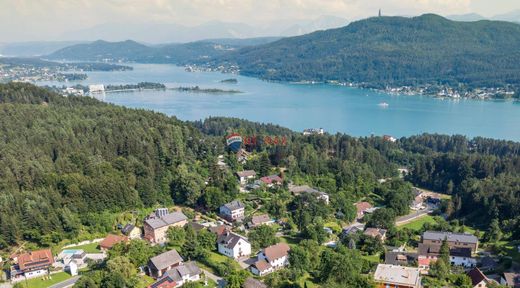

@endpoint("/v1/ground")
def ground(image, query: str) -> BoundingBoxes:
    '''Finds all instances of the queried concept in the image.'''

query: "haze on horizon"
[1,0,519,43]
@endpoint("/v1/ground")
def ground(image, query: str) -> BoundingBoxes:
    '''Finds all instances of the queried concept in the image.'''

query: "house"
[99,234,128,251]
[237,148,251,164]
[244,277,268,288]
[374,264,422,288]
[144,211,188,244]
[250,259,274,276]
[122,224,142,239]
[10,249,54,280]
[411,194,425,210]
[148,261,201,288]
[422,231,479,253]
[59,249,87,267]
[219,200,245,222]
[501,272,520,287]
[354,202,373,220]
[384,251,418,266]
[259,175,283,187]
[342,224,364,237]
[148,249,184,279]
[417,243,476,268]
[248,214,273,228]
[209,224,232,237]
[467,268,494,288]
[289,185,330,205]
[364,228,387,242]
[258,243,290,270]
[479,256,499,271]
[237,170,256,185]
[217,231,251,259]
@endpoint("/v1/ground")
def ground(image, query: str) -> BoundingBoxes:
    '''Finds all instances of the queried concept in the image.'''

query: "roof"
[187,222,205,232]
[17,249,54,271]
[289,185,318,194]
[163,261,201,282]
[355,202,373,214]
[260,175,283,184]
[144,211,188,229]
[217,231,249,249]
[99,234,127,249]
[148,277,176,288]
[422,231,478,244]
[121,224,137,235]
[209,224,231,236]
[467,268,488,286]
[251,214,271,226]
[502,272,520,287]
[374,264,421,287]
[263,243,290,261]
[364,228,387,238]
[243,277,268,288]
[237,170,256,178]
[252,259,272,272]
[149,249,183,271]
[384,251,417,266]
[222,200,245,211]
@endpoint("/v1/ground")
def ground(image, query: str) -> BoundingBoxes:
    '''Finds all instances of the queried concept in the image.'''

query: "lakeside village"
[1,131,519,288]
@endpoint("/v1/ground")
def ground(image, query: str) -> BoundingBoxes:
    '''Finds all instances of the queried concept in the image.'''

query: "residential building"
[99,234,128,251]
[237,170,256,185]
[250,259,274,276]
[10,249,54,280]
[289,185,330,205]
[363,228,387,242]
[467,268,494,288]
[59,249,87,267]
[148,249,184,279]
[88,84,105,93]
[219,200,245,222]
[256,243,290,270]
[342,224,364,237]
[217,231,251,259]
[243,277,268,288]
[237,148,251,164]
[144,211,188,244]
[374,264,422,288]
[501,272,520,287]
[259,175,283,187]
[248,214,273,228]
[421,231,479,253]
[122,224,142,239]
[148,261,201,288]
[417,243,476,268]
[209,224,232,237]
[354,201,374,219]
[384,251,418,266]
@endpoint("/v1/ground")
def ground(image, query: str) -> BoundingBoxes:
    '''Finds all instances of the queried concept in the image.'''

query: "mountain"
[47,37,280,63]
[212,14,520,88]
[446,13,486,22]
[492,10,520,23]
[0,41,86,57]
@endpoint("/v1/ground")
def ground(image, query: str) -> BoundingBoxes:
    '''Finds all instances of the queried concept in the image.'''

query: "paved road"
[201,268,226,288]
[395,208,433,226]
[48,276,80,288]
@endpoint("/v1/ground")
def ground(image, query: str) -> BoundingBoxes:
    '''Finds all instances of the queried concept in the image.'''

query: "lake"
[40,64,520,141]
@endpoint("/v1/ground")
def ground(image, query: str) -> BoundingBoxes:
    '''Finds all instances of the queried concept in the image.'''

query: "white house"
[251,243,290,276]
[219,200,245,222]
[217,231,251,259]
[150,261,201,288]
[237,170,256,185]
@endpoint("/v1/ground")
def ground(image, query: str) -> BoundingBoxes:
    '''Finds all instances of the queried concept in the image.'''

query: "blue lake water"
[40,64,520,141]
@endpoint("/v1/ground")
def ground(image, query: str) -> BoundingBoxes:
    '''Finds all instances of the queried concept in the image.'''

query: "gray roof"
[418,243,472,258]
[163,261,201,282]
[145,212,188,229]
[149,249,183,271]
[384,251,417,266]
[243,278,268,288]
[121,224,136,235]
[422,231,478,244]
[289,185,328,196]
[237,170,256,178]
[217,231,248,249]
[222,200,244,211]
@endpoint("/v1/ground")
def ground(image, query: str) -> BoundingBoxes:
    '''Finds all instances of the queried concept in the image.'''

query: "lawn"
[361,253,381,264]
[494,240,520,263]
[397,215,436,231]
[19,272,72,288]
[136,275,155,288]
[65,242,101,253]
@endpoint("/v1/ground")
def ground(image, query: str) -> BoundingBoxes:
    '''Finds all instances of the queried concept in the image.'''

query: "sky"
[0,0,519,42]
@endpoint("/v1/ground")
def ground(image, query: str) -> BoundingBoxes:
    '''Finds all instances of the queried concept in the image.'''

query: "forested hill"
[213,14,520,88]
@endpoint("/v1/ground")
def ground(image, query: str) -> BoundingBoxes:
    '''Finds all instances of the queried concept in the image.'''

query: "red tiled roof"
[100,234,128,250]
[17,249,54,271]
[263,243,290,261]
[355,202,373,214]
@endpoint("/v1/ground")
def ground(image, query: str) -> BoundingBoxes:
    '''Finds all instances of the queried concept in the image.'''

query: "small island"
[172,86,242,94]
[220,78,238,84]
[105,82,166,92]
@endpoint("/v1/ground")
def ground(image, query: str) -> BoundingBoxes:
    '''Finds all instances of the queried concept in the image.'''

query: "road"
[395,207,433,226]
[48,276,80,288]
[201,268,226,288]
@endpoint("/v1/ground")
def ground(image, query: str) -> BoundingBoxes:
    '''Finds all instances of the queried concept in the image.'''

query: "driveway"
[48,276,80,288]
[201,268,226,288]
[395,208,433,226]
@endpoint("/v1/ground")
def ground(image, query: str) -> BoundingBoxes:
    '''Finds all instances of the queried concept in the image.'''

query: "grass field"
[65,242,101,253]
[19,272,72,288]
[397,215,437,231]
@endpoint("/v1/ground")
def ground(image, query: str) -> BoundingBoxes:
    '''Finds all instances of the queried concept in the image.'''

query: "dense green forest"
[0,83,519,253]
[211,14,520,89]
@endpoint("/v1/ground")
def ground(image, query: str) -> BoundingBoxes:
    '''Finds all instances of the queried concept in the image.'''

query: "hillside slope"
[214,14,520,88]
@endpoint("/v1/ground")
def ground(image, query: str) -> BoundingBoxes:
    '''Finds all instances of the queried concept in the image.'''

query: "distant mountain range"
[210,14,520,88]
[447,10,520,23]
[47,37,280,63]
[0,41,85,57]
